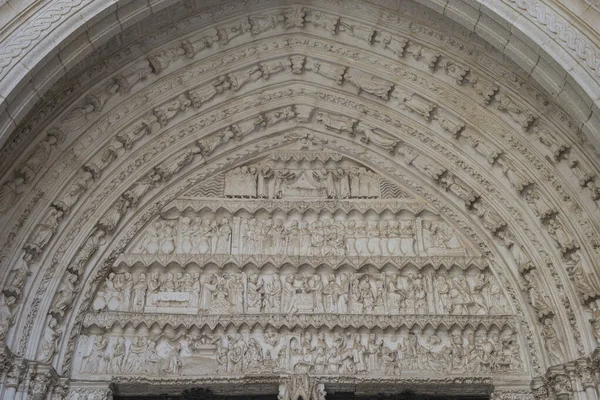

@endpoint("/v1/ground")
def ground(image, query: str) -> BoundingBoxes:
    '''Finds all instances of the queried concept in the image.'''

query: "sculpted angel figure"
[343,69,393,99]
[567,252,600,298]
[53,171,93,213]
[17,134,59,181]
[6,262,30,296]
[522,272,554,319]
[70,229,106,275]
[541,318,565,366]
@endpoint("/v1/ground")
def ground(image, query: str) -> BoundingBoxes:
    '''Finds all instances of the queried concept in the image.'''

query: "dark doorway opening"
[114,389,489,400]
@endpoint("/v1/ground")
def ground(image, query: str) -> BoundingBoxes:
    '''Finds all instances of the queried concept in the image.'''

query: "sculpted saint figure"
[82,336,109,373]
[132,273,147,312]
[215,218,232,254]
[124,337,147,374]
[23,208,63,259]
[247,274,264,312]
[38,317,61,363]
[0,295,16,341]
[541,318,565,366]
[110,337,126,373]
[50,273,78,317]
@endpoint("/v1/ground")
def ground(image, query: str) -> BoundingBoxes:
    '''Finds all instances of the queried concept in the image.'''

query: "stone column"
[15,364,36,400]
[2,359,27,400]
[278,375,325,400]
[575,361,598,400]
[31,365,61,400]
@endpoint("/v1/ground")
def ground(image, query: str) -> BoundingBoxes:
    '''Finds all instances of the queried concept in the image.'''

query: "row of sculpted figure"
[139,216,465,257]
[79,328,522,377]
[92,269,507,315]
[223,166,381,199]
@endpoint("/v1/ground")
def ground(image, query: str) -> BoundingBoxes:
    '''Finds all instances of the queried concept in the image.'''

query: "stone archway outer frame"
[0,0,599,150]
[0,1,596,398]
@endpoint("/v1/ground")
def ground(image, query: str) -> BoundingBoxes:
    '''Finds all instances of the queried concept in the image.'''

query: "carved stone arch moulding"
[0,19,597,282]
[0,0,597,184]
[0,0,598,156]
[2,80,594,382]
[7,75,595,363]
[2,31,598,309]
[0,1,599,399]
[0,5,598,286]
[55,126,541,384]
[24,106,552,378]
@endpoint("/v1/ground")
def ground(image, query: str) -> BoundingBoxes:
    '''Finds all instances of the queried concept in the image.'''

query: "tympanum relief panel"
[91,266,507,316]
[76,154,523,383]
[73,325,523,379]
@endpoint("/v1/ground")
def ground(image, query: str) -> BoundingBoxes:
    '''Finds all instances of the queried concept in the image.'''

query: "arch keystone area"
[0,1,599,399]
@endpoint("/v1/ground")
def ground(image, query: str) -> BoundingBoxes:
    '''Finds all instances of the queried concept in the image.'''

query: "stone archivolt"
[0,2,598,400]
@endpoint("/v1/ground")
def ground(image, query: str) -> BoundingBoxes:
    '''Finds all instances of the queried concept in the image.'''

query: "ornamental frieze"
[73,325,524,379]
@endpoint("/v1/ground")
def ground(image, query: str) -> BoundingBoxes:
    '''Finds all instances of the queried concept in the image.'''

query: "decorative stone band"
[164,198,428,214]
[74,325,523,378]
[115,254,488,270]
[83,311,517,331]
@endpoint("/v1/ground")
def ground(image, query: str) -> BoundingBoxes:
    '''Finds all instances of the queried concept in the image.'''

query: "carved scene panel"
[91,263,509,317]
[73,323,524,379]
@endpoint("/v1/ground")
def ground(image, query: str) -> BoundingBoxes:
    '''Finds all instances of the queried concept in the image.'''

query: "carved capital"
[66,384,113,400]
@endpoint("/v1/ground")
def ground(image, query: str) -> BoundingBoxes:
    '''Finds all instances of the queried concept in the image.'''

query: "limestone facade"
[0,1,599,399]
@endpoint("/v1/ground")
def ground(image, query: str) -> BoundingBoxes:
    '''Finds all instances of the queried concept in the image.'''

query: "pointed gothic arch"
[0,1,599,399]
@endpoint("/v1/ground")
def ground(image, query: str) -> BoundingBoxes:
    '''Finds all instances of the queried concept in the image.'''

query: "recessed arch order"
[0,1,599,399]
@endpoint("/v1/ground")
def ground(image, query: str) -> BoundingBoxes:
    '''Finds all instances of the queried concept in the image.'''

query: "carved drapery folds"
[74,323,522,378]
[70,152,526,389]
[0,2,599,399]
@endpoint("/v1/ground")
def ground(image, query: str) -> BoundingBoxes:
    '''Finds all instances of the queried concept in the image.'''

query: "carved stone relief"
[91,265,507,317]
[1,3,599,398]
[73,325,523,378]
